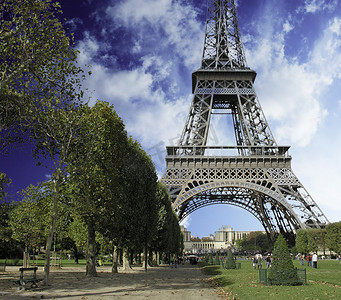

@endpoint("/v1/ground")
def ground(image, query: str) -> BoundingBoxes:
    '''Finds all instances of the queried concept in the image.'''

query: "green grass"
[0,258,89,267]
[200,260,341,300]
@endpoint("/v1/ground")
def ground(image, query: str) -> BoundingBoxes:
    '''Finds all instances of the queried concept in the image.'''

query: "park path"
[0,263,222,299]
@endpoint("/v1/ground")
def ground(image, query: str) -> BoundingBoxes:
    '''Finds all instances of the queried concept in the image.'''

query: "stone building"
[181,225,258,254]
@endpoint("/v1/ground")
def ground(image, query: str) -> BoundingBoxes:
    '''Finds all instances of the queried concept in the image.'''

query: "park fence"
[221,261,241,269]
[259,268,306,286]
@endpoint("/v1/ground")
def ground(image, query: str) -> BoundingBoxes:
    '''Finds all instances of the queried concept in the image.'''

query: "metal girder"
[202,0,247,70]
[160,0,329,239]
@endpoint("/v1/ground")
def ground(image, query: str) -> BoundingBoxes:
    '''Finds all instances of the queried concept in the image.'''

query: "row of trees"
[0,0,183,285]
[234,223,341,256]
[236,231,272,253]
[295,223,341,256]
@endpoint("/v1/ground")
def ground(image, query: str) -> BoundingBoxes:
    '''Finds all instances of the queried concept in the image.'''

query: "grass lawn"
[201,259,341,300]
[0,258,89,267]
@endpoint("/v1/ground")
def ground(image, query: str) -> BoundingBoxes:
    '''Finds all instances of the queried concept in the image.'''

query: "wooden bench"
[12,267,42,289]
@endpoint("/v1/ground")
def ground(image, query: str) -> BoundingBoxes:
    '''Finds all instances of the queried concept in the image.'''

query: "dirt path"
[0,263,222,299]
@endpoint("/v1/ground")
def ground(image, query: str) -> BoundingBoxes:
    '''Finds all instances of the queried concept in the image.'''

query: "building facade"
[181,225,261,254]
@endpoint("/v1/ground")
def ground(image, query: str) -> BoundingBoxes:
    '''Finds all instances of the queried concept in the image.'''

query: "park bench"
[12,267,42,289]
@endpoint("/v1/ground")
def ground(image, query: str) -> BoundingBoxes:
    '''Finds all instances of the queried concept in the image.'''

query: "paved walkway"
[0,264,222,299]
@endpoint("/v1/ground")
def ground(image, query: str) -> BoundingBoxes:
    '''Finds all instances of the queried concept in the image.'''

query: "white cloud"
[76,33,191,173]
[300,0,337,13]
[309,17,341,80]
[106,0,203,69]
[330,17,341,35]
[244,10,341,147]
[283,20,294,33]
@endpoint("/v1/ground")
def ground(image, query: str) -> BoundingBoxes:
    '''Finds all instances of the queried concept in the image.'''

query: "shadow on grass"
[200,265,222,276]
[215,274,235,286]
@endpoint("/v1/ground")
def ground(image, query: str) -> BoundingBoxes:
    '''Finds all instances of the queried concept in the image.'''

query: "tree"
[295,229,308,255]
[225,248,236,269]
[239,231,271,252]
[0,201,22,258]
[0,173,11,200]
[307,229,325,254]
[325,222,341,255]
[268,234,301,286]
[0,0,85,151]
[116,138,159,271]
[9,184,50,252]
[1,0,86,285]
[67,101,128,277]
[214,253,220,265]
[66,214,87,264]
[208,253,213,265]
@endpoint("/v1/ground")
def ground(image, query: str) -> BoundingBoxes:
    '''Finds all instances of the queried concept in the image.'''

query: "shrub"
[268,234,301,286]
[208,253,213,265]
[225,248,236,269]
[214,253,220,265]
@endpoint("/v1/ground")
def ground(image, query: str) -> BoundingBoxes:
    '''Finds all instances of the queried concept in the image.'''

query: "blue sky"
[2,0,341,238]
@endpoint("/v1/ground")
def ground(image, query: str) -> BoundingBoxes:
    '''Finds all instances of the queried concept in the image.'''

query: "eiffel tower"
[160,0,329,240]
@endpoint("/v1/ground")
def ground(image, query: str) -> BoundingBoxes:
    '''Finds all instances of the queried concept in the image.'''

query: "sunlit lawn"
[201,259,341,300]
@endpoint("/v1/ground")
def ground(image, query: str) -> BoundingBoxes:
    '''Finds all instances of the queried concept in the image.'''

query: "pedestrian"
[312,252,318,268]
[299,254,305,266]
[252,256,257,270]
[257,254,263,269]
[306,254,312,267]
[266,255,271,268]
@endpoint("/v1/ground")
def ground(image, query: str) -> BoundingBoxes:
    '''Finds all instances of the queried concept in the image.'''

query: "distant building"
[181,225,263,254]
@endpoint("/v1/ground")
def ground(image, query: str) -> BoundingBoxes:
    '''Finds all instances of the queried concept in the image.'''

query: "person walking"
[266,255,271,268]
[312,252,318,268]
[252,256,257,270]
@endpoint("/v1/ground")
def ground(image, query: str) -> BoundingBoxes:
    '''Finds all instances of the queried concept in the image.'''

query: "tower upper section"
[201,0,248,70]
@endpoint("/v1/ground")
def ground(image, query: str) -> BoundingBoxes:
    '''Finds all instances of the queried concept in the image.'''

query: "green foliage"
[151,182,183,256]
[307,228,325,254]
[0,201,22,258]
[225,248,236,269]
[0,173,11,200]
[208,253,213,265]
[214,253,220,265]
[0,0,85,151]
[268,234,301,286]
[67,101,128,276]
[325,222,341,254]
[295,229,308,255]
[238,231,271,252]
[9,183,51,249]
[290,245,298,257]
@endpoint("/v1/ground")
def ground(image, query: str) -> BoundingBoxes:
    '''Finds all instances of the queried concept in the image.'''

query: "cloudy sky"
[3,0,341,238]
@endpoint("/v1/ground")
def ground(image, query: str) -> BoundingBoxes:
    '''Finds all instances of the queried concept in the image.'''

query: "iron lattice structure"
[161,0,329,240]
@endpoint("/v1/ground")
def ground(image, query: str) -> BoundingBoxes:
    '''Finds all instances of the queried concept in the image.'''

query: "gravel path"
[0,263,222,299]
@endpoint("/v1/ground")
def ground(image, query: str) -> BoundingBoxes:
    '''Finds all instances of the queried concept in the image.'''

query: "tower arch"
[174,180,304,239]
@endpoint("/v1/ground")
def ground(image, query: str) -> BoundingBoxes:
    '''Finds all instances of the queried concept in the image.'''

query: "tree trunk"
[122,248,130,271]
[155,252,160,266]
[130,249,134,265]
[143,244,148,272]
[43,169,61,285]
[86,220,97,277]
[149,249,153,266]
[73,244,79,264]
[112,245,118,273]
